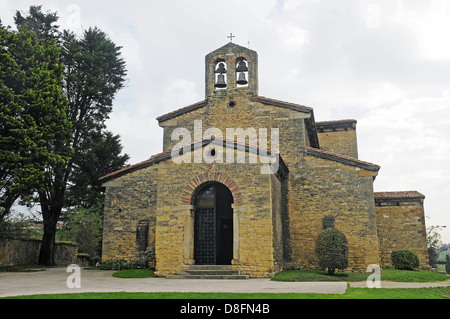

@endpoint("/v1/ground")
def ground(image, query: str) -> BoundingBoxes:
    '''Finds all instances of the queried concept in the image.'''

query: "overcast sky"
[1,0,449,243]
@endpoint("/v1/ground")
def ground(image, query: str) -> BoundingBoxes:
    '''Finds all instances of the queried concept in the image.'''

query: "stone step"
[180,269,240,276]
[167,274,249,280]
[190,265,233,270]
[166,265,249,280]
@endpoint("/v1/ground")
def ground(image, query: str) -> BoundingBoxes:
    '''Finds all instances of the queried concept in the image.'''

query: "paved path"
[0,267,347,297]
[1,267,449,298]
[349,279,450,289]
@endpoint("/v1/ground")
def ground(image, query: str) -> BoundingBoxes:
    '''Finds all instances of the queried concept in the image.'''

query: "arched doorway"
[194,182,233,265]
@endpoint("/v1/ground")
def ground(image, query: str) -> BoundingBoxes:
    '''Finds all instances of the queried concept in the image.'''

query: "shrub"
[315,228,349,275]
[135,247,155,269]
[446,254,450,275]
[99,259,133,270]
[428,246,439,268]
[391,250,420,270]
[58,206,102,259]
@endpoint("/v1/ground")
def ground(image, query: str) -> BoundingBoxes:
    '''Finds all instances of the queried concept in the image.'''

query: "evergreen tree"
[14,5,60,39]
[0,24,71,223]
[0,22,72,256]
[12,6,128,265]
[66,130,129,210]
[0,25,23,222]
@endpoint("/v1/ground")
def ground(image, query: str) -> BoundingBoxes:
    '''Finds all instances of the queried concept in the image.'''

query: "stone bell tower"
[205,42,258,98]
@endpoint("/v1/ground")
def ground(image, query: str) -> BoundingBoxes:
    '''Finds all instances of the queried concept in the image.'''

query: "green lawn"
[271,268,449,283]
[111,269,154,278]
[3,287,450,299]
[109,267,449,283]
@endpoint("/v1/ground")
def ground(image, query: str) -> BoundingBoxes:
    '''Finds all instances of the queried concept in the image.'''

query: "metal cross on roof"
[227,33,235,42]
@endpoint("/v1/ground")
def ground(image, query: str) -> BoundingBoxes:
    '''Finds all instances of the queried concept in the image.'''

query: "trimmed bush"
[315,228,349,275]
[391,250,420,270]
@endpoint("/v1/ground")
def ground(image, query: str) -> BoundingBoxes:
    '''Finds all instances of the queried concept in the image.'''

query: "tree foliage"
[0,24,71,224]
[1,5,128,265]
[59,202,103,259]
[315,228,349,275]
[66,130,129,209]
[14,5,60,39]
[427,225,445,268]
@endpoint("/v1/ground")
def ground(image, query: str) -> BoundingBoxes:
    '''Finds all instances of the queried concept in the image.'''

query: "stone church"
[100,42,429,278]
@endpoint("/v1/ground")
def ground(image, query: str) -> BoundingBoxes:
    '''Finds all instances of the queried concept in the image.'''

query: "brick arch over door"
[181,172,243,205]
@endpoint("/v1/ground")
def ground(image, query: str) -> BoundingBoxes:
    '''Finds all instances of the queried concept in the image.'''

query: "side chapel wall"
[286,154,380,272]
[102,166,158,265]
[375,197,429,269]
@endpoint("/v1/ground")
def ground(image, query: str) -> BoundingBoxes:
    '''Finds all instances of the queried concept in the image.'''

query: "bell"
[236,60,248,72]
[215,74,227,88]
[215,62,227,74]
[236,72,248,85]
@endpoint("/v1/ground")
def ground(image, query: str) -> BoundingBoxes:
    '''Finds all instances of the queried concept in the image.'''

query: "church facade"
[100,42,429,277]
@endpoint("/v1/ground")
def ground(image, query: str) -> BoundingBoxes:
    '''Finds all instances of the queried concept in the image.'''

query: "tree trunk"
[38,217,57,266]
[38,190,63,266]
[37,160,67,265]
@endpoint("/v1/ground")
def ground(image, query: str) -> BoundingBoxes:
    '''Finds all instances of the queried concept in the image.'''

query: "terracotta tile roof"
[99,158,154,182]
[156,100,208,123]
[99,138,285,183]
[316,120,357,132]
[374,191,425,200]
[316,119,357,126]
[304,146,380,171]
[254,96,313,113]
[156,96,315,123]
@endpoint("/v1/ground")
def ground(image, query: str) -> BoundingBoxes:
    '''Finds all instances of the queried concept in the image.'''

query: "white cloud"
[365,3,382,29]
[277,24,310,51]
[160,78,200,114]
[391,0,450,61]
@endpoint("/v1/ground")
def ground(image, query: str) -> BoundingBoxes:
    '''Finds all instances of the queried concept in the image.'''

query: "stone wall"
[101,164,157,263]
[375,193,429,268]
[0,239,78,267]
[270,173,284,274]
[153,146,281,278]
[286,152,380,272]
[316,120,359,159]
[159,93,313,161]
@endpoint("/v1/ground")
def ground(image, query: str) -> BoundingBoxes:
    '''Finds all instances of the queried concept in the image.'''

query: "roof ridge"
[100,137,281,183]
[99,158,153,182]
[316,119,357,125]
[158,137,276,159]
[157,96,315,123]
[156,100,208,122]
[255,96,313,112]
[304,146,380,171]
[374,191,425,199]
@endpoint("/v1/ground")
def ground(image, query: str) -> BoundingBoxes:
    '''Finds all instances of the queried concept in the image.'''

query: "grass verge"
[271,268,449,283]
[3,287,450,299]
[111,269,154,278]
